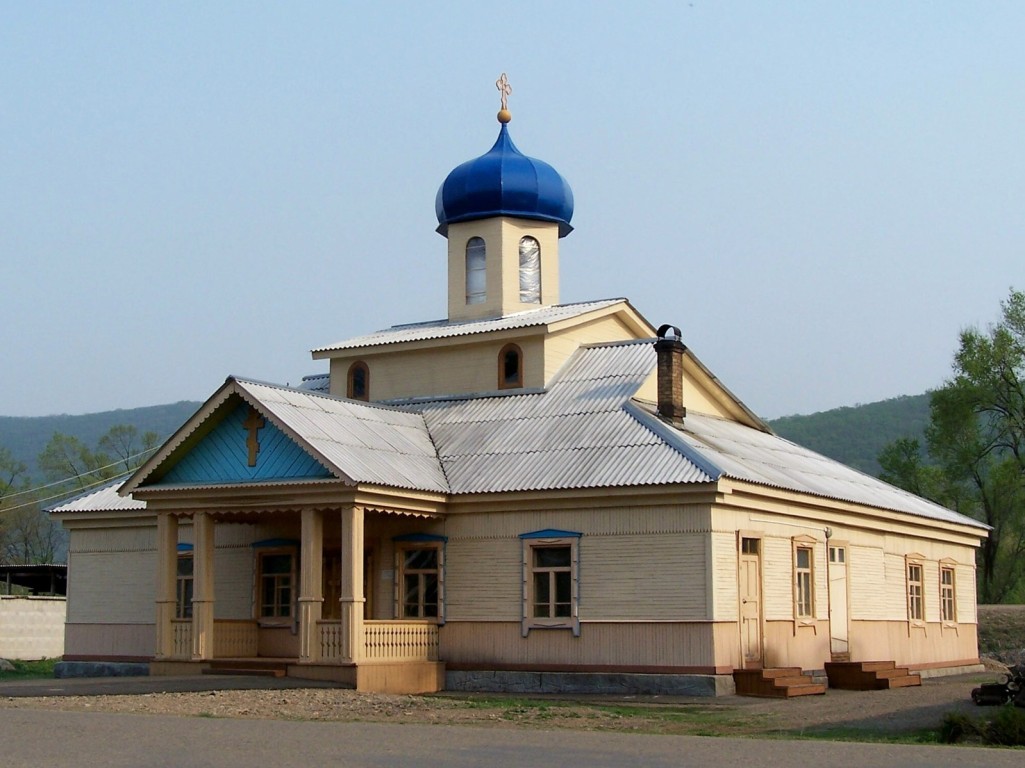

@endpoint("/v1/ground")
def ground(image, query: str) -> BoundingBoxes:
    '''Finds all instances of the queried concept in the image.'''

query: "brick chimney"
[655,324,686,427]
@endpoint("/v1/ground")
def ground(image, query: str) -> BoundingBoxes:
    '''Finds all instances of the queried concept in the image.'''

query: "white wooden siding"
[849,545,887,620]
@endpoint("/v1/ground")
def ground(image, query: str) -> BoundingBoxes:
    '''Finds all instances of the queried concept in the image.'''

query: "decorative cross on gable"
[242,406,265,467]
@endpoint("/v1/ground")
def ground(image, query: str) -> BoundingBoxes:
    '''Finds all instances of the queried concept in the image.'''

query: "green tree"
[926,289,1025,602]
[0,446,61,566]
[882,289,1025,602]
[97,425,160,474]
[37,432,115,491]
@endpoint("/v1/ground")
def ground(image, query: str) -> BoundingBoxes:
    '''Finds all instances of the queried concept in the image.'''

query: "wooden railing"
[364,620,439,662]
[213,620,258,658]
[171,619,192,658]
[318,620,439,662]
[168,619,258,659]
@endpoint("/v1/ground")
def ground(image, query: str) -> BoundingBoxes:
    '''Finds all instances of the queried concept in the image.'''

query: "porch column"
[339,505,365,663]
[191,511,215,661]
[298,507,324,663]
[154,513,179,659]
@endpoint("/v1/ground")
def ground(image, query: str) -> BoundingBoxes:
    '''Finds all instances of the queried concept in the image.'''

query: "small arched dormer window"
[466,237,486,305]
[518,236,541,303]
[347,361,369,401]
[498,343,523,389]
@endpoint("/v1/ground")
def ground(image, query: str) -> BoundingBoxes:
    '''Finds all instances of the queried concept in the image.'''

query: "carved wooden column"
[339,505,365,663]
[191,511,215,660]
[298,507,324,663]
[155,513,178,659]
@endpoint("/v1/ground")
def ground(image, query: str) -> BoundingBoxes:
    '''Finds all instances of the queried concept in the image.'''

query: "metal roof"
[219,379,450,494]
[312,299,627,354]
[630,403,988,530]
[50,479,146,513]
[74,339,983,533]
[420,340,714,493]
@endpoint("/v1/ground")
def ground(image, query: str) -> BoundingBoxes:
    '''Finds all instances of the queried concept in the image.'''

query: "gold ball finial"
[496,72,512,123]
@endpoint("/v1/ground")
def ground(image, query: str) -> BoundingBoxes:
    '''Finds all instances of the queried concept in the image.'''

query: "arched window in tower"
[465,237,486,305]
[347,361,370,401]
[519,236,541,303]
[498,343,523,389]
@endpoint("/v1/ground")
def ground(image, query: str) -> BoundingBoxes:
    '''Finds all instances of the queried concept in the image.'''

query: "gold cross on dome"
[242,407,265,467]
[496,73,511,111]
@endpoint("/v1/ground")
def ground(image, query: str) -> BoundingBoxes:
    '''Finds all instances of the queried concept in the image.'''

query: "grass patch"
[0,658,57,681]
[447,695,771,736]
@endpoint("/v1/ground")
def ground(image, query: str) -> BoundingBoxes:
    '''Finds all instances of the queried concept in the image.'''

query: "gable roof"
[311,299,640,355]
[121,377,448,495]
[50,478,145,513]
[108,343,986,533]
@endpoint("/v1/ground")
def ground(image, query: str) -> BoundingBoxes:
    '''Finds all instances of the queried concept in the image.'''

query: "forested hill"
[0,402,201,480]
[768,394,931,475]
[1,394,931,483]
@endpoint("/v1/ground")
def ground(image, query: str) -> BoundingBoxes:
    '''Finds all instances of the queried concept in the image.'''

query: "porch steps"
[824,661,921,690]
[732,667,826,698]
[203,659,290,678]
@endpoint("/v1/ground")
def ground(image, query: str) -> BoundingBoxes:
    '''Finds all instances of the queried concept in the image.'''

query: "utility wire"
[0,446,159,513]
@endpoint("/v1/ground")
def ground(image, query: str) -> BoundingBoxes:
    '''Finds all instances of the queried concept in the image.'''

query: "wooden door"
[739,538,763,668]
[828,545,849,655]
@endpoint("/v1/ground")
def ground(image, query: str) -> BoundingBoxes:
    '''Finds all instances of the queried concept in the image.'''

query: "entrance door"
[739,537,763,668]
[828,545,849,655]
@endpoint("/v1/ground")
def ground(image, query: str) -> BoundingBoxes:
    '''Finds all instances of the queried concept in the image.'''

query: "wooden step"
[825,660,921,690]
[733,668,826,698]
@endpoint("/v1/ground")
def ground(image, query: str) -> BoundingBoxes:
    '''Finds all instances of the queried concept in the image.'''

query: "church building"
[53,80,988,696]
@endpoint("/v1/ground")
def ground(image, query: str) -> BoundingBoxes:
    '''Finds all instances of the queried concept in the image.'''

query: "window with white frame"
[520,530,580,636]
[795,545,814,618]
[518,236,541,303]
[940,565,956,623]
[257,550,295,621]
[907,559,924,623]
[465,237,486,304]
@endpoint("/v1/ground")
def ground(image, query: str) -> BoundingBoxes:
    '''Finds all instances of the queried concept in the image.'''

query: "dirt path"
[0,672,993,738]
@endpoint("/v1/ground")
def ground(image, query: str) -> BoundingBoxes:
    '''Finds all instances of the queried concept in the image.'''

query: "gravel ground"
[0,671,997,738]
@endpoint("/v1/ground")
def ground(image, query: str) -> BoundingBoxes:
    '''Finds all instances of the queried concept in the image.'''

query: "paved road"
[0,707,1020,768]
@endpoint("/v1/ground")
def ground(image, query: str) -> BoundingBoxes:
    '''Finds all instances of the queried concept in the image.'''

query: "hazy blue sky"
[2,2,1022,420]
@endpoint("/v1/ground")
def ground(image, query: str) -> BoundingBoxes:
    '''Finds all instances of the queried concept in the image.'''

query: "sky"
[2,2,1023,420]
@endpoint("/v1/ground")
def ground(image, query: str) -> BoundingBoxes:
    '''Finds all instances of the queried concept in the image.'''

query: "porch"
[155,617,443,692]
[151,501,447,694]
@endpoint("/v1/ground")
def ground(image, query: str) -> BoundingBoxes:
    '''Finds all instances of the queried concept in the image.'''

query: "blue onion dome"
[435,122,574,237]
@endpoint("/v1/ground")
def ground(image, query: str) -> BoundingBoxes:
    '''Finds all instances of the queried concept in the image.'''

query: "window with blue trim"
[520,530,581,636]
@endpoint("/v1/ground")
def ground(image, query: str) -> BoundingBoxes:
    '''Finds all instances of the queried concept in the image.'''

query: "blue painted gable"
[158,401,333,486]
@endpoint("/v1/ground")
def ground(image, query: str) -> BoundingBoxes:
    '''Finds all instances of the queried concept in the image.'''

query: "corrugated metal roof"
[312,299,626,353]
[420,340,714,493]
[232,379,449,493]
[298,373,329,393]
[50,479,146,513]
[628,403,987,530]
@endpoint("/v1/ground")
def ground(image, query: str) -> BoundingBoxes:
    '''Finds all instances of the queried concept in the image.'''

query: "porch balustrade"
[318,620,439,662]
[171,619,192,658]
[213,619,259,658]
[168,619,258,659]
